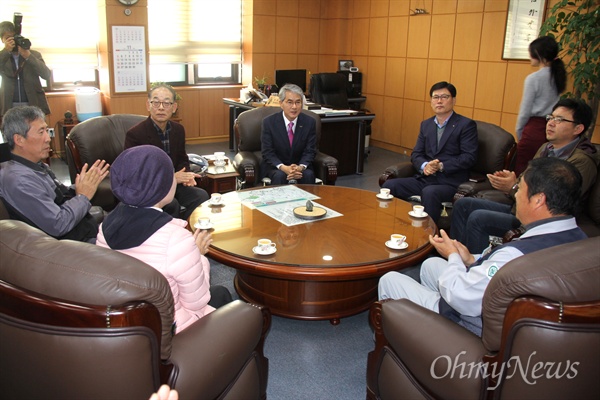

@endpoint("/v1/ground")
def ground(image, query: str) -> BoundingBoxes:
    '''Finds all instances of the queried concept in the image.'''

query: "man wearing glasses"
[382,81,478,222]
[125,84,209,220]
[450,98,598,253]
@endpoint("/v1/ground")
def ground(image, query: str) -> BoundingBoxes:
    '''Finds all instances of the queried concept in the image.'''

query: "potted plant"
[539,0,600,138]
[254,74,268,92]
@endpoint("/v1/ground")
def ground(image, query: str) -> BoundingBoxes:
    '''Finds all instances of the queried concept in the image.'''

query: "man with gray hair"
[261,84,317,184]
[0,106,109,242]
[125,84,209,220]
[0,20,51,117]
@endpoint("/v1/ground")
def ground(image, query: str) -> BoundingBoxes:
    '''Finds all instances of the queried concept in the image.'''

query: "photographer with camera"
[0,13,51,119]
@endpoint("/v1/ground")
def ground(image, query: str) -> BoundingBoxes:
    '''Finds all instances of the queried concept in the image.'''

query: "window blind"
[148,0,242,65]
[1,0,99,68]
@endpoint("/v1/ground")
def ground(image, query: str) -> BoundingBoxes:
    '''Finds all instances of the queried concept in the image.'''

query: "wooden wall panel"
[450,60,478,108]
[382,97,404,145]
[406,15,431,58]
[502,63,536,114]
[276,17,299,53]
[390,0,411,16]
[404,59,428,101]
[298,19,321,54]
[369,18,389,57]
[299,0,322,18]
[387,17,409,58]
[429,14,456,60]
[474,62,507,111]
[367,57,387,95]
[479,11,507,62]
[453,13,482,60]
[352,18,371,56]
[385,58,407,98]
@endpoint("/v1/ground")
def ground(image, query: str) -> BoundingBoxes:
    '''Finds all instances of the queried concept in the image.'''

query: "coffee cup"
[390,234,406,247]
[379,188,391,197]
[214,151,226,160]
[412,205,425,216]
[198,217,210,228]
[210,193,222,204]
[257,238,276,253]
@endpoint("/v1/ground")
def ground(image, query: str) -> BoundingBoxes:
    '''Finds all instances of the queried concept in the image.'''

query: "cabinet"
[55,120,78,160]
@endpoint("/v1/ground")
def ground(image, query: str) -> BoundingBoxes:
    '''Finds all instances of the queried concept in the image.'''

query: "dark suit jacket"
[125,116,190,171]
[0,49,51,116]
[410,112,478,187]
[261,111,317,175]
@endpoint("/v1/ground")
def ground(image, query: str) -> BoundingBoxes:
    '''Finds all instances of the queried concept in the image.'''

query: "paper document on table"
[238,185,319,208]
[312,108,358,116]
[236,186,343,226]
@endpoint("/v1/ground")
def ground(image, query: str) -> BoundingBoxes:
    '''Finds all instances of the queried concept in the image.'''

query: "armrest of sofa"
[233,151,261,187]
[368,300,485,400]
[378,161,415,187]
[314,151,338,185]
[167,300,270,400]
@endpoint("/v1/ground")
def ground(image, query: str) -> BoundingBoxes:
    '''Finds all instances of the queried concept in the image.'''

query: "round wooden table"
[191,185,436,324]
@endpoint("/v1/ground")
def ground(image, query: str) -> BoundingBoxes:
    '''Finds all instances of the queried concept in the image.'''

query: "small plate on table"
[385,241,408,250]
[376,193,393,200]
[408,211,428,218]
[252,246,277,255]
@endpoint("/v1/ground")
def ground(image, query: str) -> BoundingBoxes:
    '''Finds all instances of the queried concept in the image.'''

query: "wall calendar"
[112,26,147,93]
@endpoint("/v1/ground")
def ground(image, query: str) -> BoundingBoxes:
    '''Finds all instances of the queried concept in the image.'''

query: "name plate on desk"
[312,108,359,116]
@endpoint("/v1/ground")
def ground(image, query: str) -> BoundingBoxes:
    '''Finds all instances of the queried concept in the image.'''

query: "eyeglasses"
[546,115,578,124]
[431,94,451,101]
[149,101,174,109]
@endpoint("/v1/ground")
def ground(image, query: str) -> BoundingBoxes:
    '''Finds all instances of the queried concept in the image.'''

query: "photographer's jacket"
[0,48,51,116]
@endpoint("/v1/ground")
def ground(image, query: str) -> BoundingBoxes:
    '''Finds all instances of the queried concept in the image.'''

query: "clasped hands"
[280,164,304,181]
[423,159,442,176]
[75,159,110,200]
[175,167,202,187]
[487,170,517,193]
[429,229,475,266]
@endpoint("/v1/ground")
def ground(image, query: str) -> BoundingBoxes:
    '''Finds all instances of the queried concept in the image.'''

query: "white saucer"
[376,193,393,200]
[408,211,428,218]
[385,241,409,250]
[252,246,276,255]
[208,202,225,207]
[194,222,214,230]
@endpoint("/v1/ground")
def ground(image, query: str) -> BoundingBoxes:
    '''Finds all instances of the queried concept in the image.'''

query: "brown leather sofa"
[232,106,339,188]
[378,120,516,194]
[65,114,147,210]
[366,237,600,400]
[0,219,270,400]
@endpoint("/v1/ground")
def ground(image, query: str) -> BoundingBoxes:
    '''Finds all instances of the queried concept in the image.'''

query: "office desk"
[223,98,375,175]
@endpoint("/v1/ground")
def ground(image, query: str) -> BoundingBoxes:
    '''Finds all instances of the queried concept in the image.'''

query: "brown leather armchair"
[367,237,600,400]
[0,219,270,400]
[232,106,338,188]
[378,121,516,201]
[65,114,147,210]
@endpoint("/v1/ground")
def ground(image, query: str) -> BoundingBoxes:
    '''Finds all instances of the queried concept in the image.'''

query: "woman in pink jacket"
[96,145,231,332]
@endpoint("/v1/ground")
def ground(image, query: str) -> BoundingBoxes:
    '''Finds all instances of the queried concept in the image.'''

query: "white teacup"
[198,217,211,228]
[413,205,425,216]
[257,238,276,253]
[390,234,406,247]
[379,188,391,197]
[210,193,222,204]
[214,151,226,159]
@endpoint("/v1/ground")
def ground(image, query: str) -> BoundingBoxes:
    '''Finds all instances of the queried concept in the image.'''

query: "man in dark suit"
[261,84,317,185]
[125,84,208,220]
[382,81,478,222]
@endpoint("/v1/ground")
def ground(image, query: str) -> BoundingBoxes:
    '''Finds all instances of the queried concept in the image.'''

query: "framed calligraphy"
[502,0,548,60]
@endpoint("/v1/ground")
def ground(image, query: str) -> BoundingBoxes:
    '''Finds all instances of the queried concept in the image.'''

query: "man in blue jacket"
[261,84,317,185]
[382,81,478,222]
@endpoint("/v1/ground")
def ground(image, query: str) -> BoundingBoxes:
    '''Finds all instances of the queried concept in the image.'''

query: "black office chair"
[309,73,349,109]
[309,72,372,157]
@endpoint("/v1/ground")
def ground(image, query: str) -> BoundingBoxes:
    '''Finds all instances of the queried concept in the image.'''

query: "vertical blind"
[1,0,99,68]
[147,0,242,65]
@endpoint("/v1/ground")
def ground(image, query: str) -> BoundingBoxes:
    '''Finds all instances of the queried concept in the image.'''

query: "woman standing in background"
[514,36,566,176]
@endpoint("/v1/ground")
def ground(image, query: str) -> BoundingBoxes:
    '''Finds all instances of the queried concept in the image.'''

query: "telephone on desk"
[246,89,268,103]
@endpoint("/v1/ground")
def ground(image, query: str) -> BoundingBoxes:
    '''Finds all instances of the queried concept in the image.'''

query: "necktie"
[287,121,294,147]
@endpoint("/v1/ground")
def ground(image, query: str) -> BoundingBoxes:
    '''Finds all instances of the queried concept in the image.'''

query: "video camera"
[12,12,31,51]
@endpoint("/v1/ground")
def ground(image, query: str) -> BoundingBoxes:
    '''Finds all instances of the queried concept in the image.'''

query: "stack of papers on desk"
[311,108,358,116]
